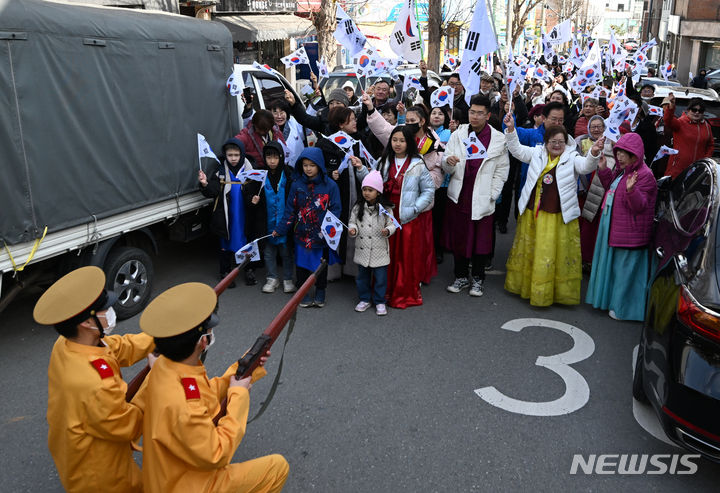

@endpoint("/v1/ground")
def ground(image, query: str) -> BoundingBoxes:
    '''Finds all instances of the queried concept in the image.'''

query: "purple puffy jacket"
[597,132,657,248]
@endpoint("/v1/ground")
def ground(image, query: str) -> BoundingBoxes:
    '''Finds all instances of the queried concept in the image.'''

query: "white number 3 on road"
[474,318,595,417]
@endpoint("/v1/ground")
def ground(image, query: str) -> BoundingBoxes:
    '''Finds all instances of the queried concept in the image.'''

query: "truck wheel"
[104,246,153,320]
[633,342,648,403]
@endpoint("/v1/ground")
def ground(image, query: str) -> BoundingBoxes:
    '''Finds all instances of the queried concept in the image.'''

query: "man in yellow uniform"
[33,266,155,493]
[136,282,289,493]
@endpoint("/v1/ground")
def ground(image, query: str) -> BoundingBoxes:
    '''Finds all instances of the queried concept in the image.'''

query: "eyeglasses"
[688,107,704,113]
[547,140,566,146]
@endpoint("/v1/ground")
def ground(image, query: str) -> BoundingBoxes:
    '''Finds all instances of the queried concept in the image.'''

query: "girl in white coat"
[348,171,397,316]
[503,112,603,306]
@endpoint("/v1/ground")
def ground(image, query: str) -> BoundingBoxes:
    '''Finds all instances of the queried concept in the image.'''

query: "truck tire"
[104,246,153,320]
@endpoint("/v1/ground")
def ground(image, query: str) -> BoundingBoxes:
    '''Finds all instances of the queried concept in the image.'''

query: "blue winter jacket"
[275,147,341,249]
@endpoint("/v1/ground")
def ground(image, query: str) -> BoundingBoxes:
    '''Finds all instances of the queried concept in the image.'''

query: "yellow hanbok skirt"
[504,208,582,306]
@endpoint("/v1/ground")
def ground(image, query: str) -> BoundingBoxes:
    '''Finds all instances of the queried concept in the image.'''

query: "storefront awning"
[215,14,315,43]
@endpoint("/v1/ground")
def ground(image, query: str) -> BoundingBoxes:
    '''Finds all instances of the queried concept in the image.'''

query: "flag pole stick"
[486,0,509,107]
[414,0,425,61]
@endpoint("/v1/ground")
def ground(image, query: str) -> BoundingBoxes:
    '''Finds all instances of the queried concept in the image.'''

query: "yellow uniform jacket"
[136,356,268,493]
[47,333,154,493]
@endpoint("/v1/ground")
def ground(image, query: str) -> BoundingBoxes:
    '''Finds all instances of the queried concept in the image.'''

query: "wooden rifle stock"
[211,260,327,425]
[124,257,251,402]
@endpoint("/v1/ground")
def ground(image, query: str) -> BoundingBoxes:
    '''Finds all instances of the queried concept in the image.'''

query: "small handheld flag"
[463,134,487,159]
[430,86,454,110]
[325,131,356,152]
[197,133,221,170]
[321,211,344,251]
[358,140,379,170]
[281,46,310,68]
[402,74,424,95]
[646,104,663,116]
[652,145,679,162]
[337,152,353,174]
[252,61,275,75]
[235,239,261,263]
[317,56,330,79]
[379,203,401,230]
[226,73,240,96]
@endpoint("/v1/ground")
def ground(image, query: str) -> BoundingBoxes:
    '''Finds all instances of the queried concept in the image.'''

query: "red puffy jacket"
[663,108,714,179]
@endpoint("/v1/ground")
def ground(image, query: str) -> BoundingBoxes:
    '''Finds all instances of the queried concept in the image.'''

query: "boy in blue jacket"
[272,147,341,307]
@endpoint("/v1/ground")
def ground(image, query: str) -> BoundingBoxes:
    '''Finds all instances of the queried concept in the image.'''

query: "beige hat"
[33,266,112,325]
[140,283,217,338]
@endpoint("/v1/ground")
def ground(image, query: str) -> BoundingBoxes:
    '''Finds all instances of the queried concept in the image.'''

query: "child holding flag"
[244,142,296,294]
[199,138,254,287]
[272,147,341,307]
[348,171,397,316]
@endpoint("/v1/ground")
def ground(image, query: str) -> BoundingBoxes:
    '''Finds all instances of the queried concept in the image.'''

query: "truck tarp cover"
[0,0,235,245]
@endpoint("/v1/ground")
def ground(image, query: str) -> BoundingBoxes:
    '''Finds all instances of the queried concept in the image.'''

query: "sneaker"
[261,278,280,293]
[299,295,314,308]
[244,269,257,286]
[469,277,484,297]
[376,304,387,316]
[314,288,326,308]
[355,301,371,312]
[484,263,493,272]
[447,277,470,293]
[283,280,297,293]
[609,310,619,320]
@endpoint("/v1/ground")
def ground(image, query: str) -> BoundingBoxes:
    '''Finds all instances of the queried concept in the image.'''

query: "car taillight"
[678,286,720,343]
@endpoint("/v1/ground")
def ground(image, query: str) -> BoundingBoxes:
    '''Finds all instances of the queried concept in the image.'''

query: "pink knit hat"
[361,170,383,193]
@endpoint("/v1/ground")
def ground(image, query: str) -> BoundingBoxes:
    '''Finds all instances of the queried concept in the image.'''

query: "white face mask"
[202,331,215,349]
[98,307,117,335]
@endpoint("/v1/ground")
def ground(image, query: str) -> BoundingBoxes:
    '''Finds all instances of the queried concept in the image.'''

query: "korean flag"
[463,134,487,159]
[321,211,344,251]
[235,240,261,263]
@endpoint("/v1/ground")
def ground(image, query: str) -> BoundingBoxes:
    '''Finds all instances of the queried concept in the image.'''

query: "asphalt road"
[2,228,719,492]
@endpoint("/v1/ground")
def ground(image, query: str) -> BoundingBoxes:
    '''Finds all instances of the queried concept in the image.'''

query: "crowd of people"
[33,53,717,493]
[197,56,716,321]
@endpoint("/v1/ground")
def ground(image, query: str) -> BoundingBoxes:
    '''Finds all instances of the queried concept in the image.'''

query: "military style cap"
[33,266,117,325]
[140,282,218,338]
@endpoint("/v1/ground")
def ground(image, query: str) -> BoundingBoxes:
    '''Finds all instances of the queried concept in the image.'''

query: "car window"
[671,162,713,236]
[242,71,262,111]
[254,74,286,108]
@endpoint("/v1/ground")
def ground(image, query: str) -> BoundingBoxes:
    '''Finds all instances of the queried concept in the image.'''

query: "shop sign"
[218,0,297,12]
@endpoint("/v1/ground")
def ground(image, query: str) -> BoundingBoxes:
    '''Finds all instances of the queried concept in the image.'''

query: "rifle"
[212,260,327,425]
[125,257,251,402]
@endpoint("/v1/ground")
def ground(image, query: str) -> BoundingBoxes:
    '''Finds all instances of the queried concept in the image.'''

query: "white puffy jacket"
[441,124,510,220]
[505,129,599,224]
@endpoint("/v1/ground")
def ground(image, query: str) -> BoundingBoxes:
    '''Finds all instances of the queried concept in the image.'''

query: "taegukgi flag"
[463,133,487,159]
[389,0,422,63]
[226,72,240,96]
[458,0,498,104]
[252,61,275,75]
[378,203,401,230]
[334,4,367,56]
[197,133,220,169]
[430,86,454,110]
[235,239,261,263]
[652,145,679,162]
[317,56,330,79]
[321,210,344,251]
[281,46,310,68]
[325,131,356,152]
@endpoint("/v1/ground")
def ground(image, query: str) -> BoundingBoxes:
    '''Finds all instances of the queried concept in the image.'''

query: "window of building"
[618,3,624,11]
